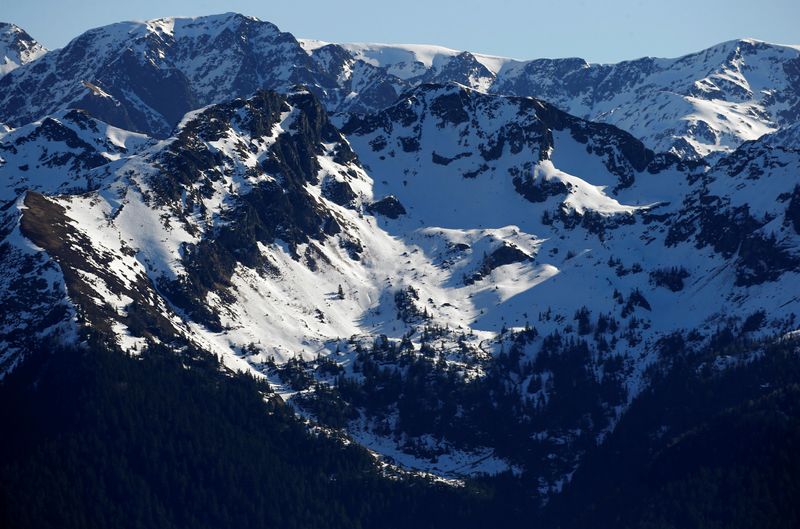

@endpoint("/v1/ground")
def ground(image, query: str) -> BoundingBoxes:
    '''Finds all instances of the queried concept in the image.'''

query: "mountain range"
[1,12,799,529]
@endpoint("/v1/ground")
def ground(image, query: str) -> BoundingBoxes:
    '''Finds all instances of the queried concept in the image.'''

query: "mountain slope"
[320,83,800,482]
[0,23,46,77]
[342,82,797,339]
[492,39,800,157]
[3,15,798,160]
[0,337,522,529]
[0,14,336,137]
[2,83,798,481]
[0,109,151,202]
[1,87,377,371]
[0,14,798,510]
[303,38,800,158]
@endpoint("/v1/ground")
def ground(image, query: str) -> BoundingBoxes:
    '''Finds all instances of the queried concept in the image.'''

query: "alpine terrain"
[1,12,799,529]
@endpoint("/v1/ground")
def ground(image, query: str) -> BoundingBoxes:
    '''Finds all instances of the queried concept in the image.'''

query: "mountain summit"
[2,15,799,158]
[0,22,46,76]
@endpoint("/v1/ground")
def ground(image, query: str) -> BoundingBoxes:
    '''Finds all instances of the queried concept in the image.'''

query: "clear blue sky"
[4,0,799,63]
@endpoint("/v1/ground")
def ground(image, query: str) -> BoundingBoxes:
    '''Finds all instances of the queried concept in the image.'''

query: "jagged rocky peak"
[124,88,367,332]
[118,86,363,239]
[145,86,359,215]
[2,15,797,159]
[492,38,800,157]
[312,36,800,157]
[0,86,373,369]
[0,22,46,76]
[422,51,496,90]
[297,40,411,114]
[0,13,332,137]
[343,81,670,193]
[304,42,356,78]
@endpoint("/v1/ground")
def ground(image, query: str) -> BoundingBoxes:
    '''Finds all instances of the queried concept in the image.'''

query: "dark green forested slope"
[1,334,799,529]
[546,336,800,529]
[0,339,526,529]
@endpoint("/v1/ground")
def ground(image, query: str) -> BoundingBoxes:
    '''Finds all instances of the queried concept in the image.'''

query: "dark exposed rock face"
[428,90,471,126]
[322,179,358,208]
[465,243,532,285]
[531,100,673,189]
[367,195,406,219]
[665,180,800,288]
[735,233,799,287]
[513,173,569,203]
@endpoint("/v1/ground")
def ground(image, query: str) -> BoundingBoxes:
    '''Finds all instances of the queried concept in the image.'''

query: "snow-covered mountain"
[301,38,800,158]
[2,80,798,482]
[491,39,800,158]
[0,109,152,202]
[0,14,338,137]
[339,81,798,373]
[0,22,46,77]
[1,88,370,370]
[2,15,798,159]
[299,40,505,90]
[0,12,798,496]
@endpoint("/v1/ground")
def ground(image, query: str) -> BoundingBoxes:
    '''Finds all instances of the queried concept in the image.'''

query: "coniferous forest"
[0,338,518,529]
[1,334,799,528]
